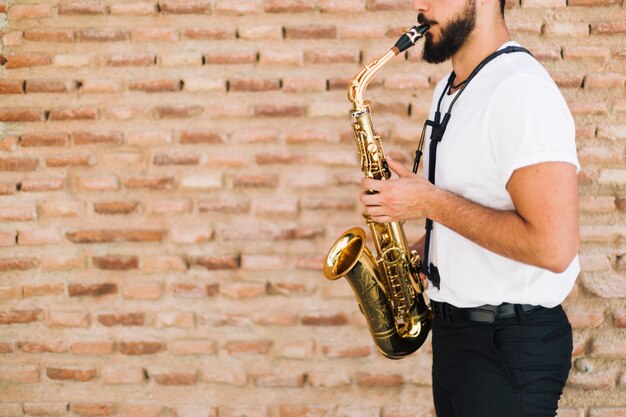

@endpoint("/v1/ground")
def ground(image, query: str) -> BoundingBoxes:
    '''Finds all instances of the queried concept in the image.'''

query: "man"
[359,0,580,416]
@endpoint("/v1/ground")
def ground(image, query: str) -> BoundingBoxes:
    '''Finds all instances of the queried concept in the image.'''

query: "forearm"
[428,188,575,273]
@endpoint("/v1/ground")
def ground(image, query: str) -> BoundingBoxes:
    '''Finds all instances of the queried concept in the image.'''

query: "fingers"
[386,157,413,178]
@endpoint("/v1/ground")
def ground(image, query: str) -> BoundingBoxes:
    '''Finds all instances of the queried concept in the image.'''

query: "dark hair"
[499,0,505,15]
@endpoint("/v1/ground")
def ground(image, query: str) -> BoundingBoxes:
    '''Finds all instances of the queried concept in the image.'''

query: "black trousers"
[432,304,573,417]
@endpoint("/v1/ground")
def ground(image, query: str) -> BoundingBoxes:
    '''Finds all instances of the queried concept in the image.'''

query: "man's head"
[414,0,506,64]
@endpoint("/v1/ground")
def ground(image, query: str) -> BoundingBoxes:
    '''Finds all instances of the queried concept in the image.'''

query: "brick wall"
[0,0,624,416]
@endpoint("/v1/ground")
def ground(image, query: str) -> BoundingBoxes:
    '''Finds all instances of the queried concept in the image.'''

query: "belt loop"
[514,304,525,322]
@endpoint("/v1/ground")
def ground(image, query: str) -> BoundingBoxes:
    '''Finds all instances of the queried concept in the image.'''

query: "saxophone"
[323,24,431,360]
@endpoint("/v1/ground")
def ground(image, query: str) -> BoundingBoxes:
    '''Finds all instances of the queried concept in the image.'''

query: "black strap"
[416,46,533,289]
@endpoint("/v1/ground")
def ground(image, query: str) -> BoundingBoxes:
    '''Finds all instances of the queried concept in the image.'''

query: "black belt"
[431,300,545,324]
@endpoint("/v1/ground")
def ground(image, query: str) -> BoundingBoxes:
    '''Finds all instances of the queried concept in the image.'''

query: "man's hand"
[359,157,438,223]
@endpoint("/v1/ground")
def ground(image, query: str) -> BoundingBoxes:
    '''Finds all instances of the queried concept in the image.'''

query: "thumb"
[386,156,413,178]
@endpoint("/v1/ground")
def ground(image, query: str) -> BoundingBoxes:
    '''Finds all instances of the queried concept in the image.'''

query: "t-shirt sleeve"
[488,73,580,186]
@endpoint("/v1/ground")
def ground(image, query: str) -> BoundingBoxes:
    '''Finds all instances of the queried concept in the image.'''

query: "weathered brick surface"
[0,0,623,413]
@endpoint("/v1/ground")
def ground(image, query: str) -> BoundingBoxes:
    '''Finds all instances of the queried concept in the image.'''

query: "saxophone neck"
[348,24,430,110]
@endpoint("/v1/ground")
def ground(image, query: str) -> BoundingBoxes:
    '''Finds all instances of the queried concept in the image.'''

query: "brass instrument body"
[324,24,432,360]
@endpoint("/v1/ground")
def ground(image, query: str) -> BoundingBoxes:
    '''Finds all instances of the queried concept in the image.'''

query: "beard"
[419,0,476,64]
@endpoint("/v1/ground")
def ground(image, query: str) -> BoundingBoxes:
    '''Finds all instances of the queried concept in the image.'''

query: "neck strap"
[416,45,533,288]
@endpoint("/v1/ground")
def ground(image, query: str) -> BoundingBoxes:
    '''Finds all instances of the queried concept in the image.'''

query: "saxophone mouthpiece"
[392,24,430,55]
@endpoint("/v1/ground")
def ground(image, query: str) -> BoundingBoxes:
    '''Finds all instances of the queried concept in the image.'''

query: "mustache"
[418,13,437,26]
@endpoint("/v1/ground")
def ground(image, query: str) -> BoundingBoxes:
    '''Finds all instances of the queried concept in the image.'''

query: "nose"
[413,0,429,12]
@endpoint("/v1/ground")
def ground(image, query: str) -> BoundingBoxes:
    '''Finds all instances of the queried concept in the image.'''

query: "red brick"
[323,0,368,12]
[256,152,306,165]
[582,275,626,298]
[522,0,565,6]
[110,2,157,15]
[356,373,404,386]
[153,105,203,119]
[102,366,145,384]
[182,27,235,40]
[49,106,97,121]
[254,104,306,117]
[80,79,122,93]
[238,24,282,40]
[124,176,175,189]
[46,153,95,167]
[0,285,20,298]
[369,0,413,10]
[0,156,37,172]
[98,313,144,327]
[585,73,625,89]
[58,1,107,15]
[251,372,305,387]
[231,129,278,144]
[129,79,180,92]
[589,409,626,417]
[170,227,214,243]
[279,405,335,417]
[569,0,620,4]
[179,130,225,144]
[221,282,266,298]
[171,283,219,298]
[119,341,163,355]
[591,22,626,35]
[171,340,216,355]
[259,50,303,66]
[71,342,115,355]
[26,79,75,93]
[73,131,123,145]
[591,338,626,358]
[144,255,185,271]
[198,198,250,213]
[121,283,164,300]
[224,340,272,355]
[22,283,64,297]
[104,53,155,66]
[568,371,616,389]
[24,28,74,42]
[159,0,213,14]
[0,207,37,221]
[77,28,129,42]
[219,406,266,417]
[0,365,40,383]
[301,312,349,326]
[70,403,116,417]
[230,78,280,92]
[18,229,61,246]
[282,77,325,92]
[563,46,610,62]
[20,132,68,147]
[68,283,118,297]
[267,281,317,296]
[307,371,352,388]
[285,25,337,39]
[93,201,139,215]
[204,51,257,64]
[131,28,178,42]
[0,108,44,122]
[0,79,24,94]
[0,309,44,324]
[22,402,69,415]
[47,311,90,327]
[46,367,96,382]
[321,344,371,358]
[232,173,279,188]
[9,4,52,18]
[20,178,64,192]
[552,73,583,89]
[149,368,198,385]
[18,340,68,353]
[215,0,260,14]
[264,0,317,13]
[67,229,165,243]
[305,48,359,63]
[93,256,139,270]
[146,199,192,214]
[252,313,298,326]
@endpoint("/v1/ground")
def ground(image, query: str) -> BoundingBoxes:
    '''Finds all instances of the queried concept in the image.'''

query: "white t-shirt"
[423,42,580,308]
